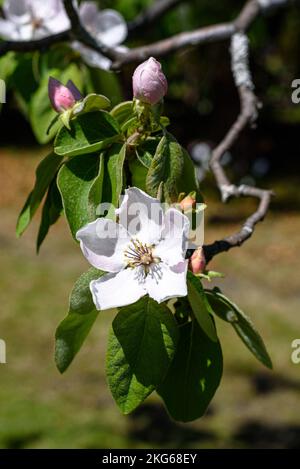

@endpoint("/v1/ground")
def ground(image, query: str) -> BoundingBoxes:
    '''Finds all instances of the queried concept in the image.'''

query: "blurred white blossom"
[0,0,70,40]
[0,0,128,71]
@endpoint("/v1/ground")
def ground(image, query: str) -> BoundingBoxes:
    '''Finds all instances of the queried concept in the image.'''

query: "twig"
[203,32,274,263]
[112,23,235,68]
[0,0,294,64]
[0,31,71,55]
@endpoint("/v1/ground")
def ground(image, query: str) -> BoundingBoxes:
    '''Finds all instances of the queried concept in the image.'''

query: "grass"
[0,148,300,449]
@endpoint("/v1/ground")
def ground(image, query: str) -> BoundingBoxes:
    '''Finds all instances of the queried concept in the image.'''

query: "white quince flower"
[72,1,128,70]
[0,0,70,40]
[0,0,127,70]
[76,187,190,310]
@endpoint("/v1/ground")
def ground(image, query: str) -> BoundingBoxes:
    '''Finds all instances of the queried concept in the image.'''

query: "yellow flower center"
[124,239,160,273]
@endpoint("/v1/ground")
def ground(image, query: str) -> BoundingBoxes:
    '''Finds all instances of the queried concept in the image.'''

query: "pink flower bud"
[189,247,206,274]
[180,192,197,212]
[132,57,168,105]
[48,77,82,113]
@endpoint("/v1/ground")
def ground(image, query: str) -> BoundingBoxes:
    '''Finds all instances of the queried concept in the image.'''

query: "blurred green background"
[0,0,300,449]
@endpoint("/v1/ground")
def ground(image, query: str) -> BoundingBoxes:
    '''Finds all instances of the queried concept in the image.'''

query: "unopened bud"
[189,247,206,274]
[132,57,168,105]
[48,77,82,113]
[179,192,197,212]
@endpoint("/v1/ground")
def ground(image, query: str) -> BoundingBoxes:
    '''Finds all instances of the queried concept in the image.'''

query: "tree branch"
[0,0,294,64]
[0,31,71,55]
[62,0,117,60]
[112,23,235,69]
[203,32,274,264]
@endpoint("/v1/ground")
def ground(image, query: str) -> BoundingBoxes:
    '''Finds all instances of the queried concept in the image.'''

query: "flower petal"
[146,261,188,303]
[154,208,190,266]
[45,12,71,34]
[96,9,127,47]
[30,0,61,20]
[117,187,164,245]
[48,77,77,112]
[0,18,18,39]
[79,1,99,30]
[90,268,146,310]
[76,218,131,273]
[72,41,112,70]
[17,23,35,40]
[3,0,30,24]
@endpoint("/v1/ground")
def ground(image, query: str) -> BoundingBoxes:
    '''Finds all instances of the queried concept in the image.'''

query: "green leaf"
[55,268,103,373]
[17,152,64,237]
[73,93,111,116]
[29,72,60,143]
[178,149,203,203]
[100,143,127,217]
[136,137,160,169]
[121,116,138,134]
[88,143,126,220]
[37,180,63,252]
[110,101,134,126]
[158,319,223,422]
[206,289,273,369]
[112,297,179,387]
[106,326,154,415]
[129,158,148,192]
[0,52,18,84]
[57,153,101,239]
[187,272,218,342]
[54,111,120,157]
[146,133,184,202]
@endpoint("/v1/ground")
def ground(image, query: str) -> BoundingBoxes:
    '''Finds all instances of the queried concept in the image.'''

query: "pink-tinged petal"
[3,0,30,24]
[133,57,168,105]
[96,9,127,47]
[48,77,77,112]
[76,218,131,273]
[156,207,190,263]
[66,80,82,101]
[79,1,99,30]
[146,261,188,303]
[117,187,163,245]
[72,41,112,70]
[0,18,18,39]
[90,268,146,310]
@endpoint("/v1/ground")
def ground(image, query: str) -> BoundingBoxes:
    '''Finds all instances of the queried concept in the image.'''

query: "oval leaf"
[57,153,101,239]
[206,289,273,369]
[17,152,63,237]
[37,180,63,252]
[55,268,103,373]
[187,272,218,342]
[73,93,111,116]
[110,101,134,126]
[54,111,120,157]
[106,326,155,415]
[112,297,179,387]
[146,133,184,203]
[158,319,223,422]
